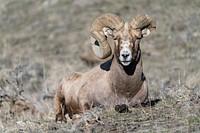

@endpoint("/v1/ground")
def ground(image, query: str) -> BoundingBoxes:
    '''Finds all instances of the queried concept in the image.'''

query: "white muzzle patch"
[119,40,132,66]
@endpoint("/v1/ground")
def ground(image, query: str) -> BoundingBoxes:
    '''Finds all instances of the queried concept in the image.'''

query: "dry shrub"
[0,63,49,119]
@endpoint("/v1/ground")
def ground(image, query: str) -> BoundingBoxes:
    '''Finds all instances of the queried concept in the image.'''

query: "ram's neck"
[109,52,145,99]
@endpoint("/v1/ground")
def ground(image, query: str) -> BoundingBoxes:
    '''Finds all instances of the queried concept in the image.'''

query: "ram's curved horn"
[129,14,156,37]
[91,13,124,59]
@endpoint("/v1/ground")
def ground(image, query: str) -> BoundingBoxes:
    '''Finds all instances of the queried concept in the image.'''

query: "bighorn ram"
[54,13,156,122]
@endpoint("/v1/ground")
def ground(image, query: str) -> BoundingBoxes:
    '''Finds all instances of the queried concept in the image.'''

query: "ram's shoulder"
[63,72,82,82]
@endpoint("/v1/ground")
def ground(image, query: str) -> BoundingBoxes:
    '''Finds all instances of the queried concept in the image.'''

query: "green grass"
[188,116,200,125]
[104,108,117,117]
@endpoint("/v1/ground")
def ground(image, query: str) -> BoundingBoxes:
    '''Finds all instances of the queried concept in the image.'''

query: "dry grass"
[0,0,200,132]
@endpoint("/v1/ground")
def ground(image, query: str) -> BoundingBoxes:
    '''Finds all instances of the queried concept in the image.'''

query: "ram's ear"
[141,28,151,37]
[103,27,115,39]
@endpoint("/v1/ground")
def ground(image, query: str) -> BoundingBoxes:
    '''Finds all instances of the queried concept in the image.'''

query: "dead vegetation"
[0,0,200,132]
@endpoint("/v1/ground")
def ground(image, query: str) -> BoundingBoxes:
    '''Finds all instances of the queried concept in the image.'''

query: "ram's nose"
[121,53,130,60]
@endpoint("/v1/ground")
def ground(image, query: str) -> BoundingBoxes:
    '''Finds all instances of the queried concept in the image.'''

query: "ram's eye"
[94,40,100,46]
[113,35,119,40]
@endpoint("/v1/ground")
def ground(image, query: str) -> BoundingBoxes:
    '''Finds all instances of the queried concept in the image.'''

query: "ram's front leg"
[129,79,149,107]
[79,99,91,113]
[55,105,67,123]
[54,84,68,123]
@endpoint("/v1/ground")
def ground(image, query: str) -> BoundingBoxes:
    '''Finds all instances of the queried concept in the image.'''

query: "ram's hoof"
[115,104,130,113]
[55,114,67,123]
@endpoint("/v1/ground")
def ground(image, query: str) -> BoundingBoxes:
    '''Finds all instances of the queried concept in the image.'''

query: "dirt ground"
[0,0,199,132]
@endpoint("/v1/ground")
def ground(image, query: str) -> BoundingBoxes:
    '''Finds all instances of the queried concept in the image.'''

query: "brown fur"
[54,15,155,123]
[55,40,148,123]
[54,55,148,122]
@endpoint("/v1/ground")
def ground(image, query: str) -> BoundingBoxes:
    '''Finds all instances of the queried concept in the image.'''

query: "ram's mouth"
[121,60,131,66]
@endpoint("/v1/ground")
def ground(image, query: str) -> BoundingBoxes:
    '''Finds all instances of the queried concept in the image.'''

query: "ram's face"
[91,13,155,61]
[113,24,140,66]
